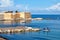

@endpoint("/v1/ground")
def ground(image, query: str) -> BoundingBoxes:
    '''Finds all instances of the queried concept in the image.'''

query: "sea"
[0,15,60,40]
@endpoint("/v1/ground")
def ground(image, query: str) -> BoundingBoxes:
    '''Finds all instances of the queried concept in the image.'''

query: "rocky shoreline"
[0,36,8,40]
[0,26,40,34]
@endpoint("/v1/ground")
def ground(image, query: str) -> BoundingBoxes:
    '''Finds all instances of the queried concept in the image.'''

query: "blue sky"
[0,0,60,14]
[14,0,59,7]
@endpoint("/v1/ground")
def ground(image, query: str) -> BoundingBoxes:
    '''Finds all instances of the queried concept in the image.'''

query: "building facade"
[4,13,13,20]
[14,12,21,21]
[25,12,31,20]
[0,13,4,20]
[0,11,31,22]
[20,12,31,22]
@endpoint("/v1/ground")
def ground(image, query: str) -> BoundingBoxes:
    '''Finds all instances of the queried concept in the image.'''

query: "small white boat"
[43,30,49,32]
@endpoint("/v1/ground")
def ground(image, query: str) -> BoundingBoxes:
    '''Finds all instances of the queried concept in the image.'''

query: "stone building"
[0,11,31,23]
[4,11,13,20]
[0,13,4,20]
[14,11,20,20]
[25,12,31,20]
[20,12,31,22]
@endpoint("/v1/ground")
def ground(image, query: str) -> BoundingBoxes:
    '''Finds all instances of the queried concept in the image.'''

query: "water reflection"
[43,31,50,35]
[3,21,13,24]
[0,20,31,24]
[0,20,59,40]
[0,20,31,27]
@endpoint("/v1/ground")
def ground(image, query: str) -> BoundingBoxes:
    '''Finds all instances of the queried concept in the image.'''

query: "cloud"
[0,0,14,12]
[0,0,60,13]
[0,0,29,12]
[46,3,60,10]
[29,3,60,13]
[0,0,14,7]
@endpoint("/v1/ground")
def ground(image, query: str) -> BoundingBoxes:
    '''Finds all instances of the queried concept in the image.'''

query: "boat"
[43,27,50,32]
[43,30,49,32]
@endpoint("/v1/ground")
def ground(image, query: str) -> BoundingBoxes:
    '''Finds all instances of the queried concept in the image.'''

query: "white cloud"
[0,0,14,7]
[46,3,60,10]
[0,0,60,13]
[0,0,14,12]
[33,3,60,11]
[29,3,60,13]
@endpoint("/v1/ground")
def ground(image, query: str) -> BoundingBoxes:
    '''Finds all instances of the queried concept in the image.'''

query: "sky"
[0,0,60,14]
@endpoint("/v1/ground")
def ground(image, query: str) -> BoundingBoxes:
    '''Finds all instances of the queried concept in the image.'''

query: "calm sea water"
[32,15,60,20]
[0,15,60,40]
